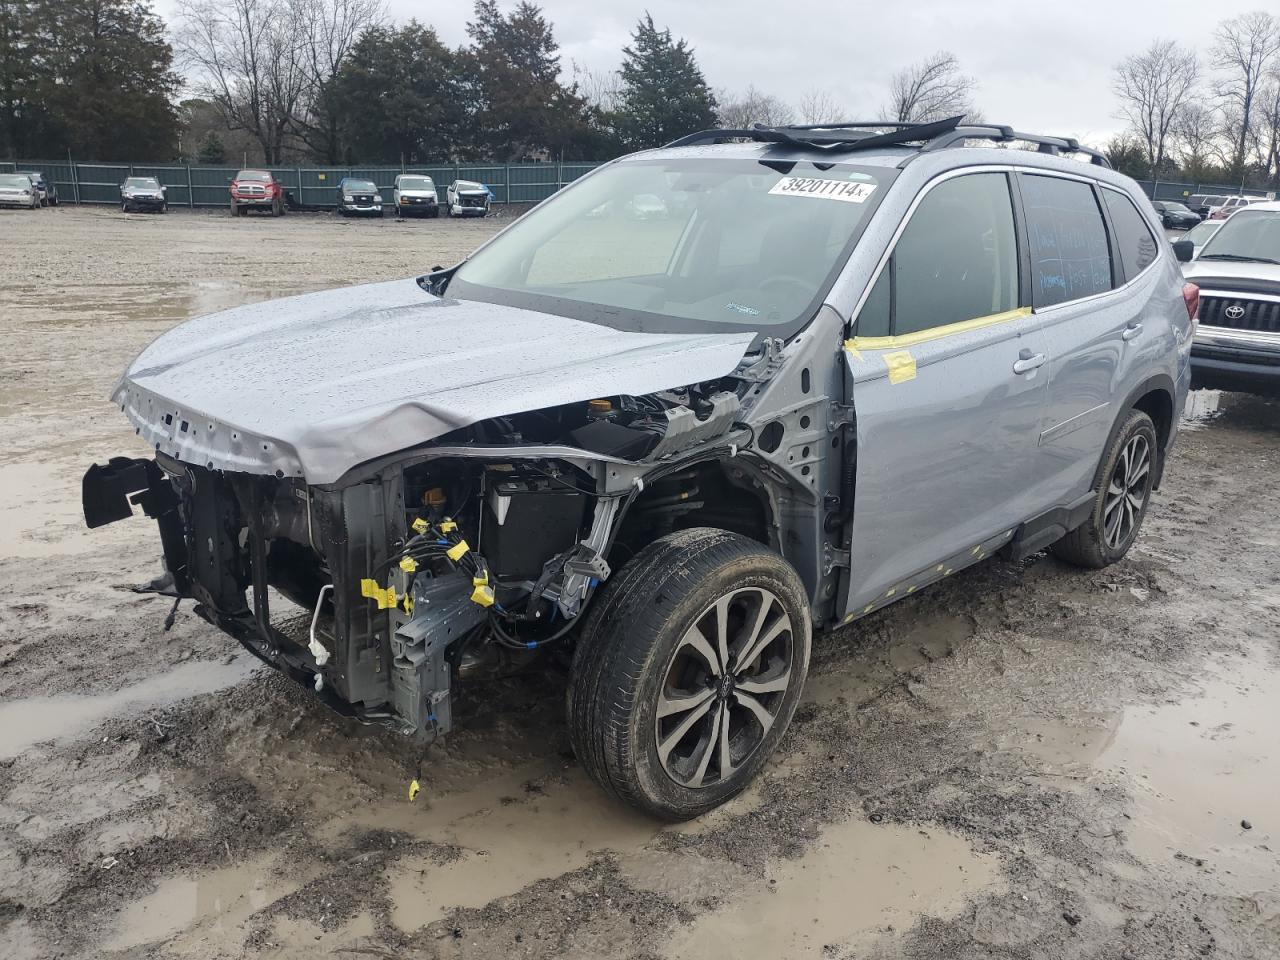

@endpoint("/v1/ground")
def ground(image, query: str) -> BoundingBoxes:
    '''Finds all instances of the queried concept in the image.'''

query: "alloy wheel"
[1103,433,1151,550]
[655,587,794,789]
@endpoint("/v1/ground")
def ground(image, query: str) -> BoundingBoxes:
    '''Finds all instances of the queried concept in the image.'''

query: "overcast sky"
[154,0,1265,145]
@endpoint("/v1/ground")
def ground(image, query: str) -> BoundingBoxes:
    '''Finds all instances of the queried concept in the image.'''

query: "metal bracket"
[734,337,785,382]
[827,402,855,431]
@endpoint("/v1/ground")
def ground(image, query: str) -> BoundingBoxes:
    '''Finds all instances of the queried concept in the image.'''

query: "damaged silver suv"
[84,118,1195,819]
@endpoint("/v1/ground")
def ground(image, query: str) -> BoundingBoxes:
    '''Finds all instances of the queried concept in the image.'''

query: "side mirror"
[1171,239,1194,263]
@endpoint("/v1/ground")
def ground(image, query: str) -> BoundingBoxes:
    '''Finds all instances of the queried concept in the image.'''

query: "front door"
[841,170,1049,617]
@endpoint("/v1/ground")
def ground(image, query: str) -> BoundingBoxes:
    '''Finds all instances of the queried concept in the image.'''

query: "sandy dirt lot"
[1,204,1278,960]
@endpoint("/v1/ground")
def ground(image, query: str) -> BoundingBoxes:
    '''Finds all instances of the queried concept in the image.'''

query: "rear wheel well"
[1131,388,1174,487]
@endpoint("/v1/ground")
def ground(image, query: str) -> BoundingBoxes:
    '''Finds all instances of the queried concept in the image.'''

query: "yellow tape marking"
[847,307,1033,351]
[884,350,916,384]
[843,339,863,361]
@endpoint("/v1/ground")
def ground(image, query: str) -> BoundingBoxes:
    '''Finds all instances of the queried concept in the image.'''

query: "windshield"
[451,157,889,335]
[237,170,271,182]
[1165,202,1190,213]
[0,174,30,187]
[125,178,159,189]
[1183,221,1220,246]
[399,177,434,190]
[1197,209,1280,263]
[345,180,376,192]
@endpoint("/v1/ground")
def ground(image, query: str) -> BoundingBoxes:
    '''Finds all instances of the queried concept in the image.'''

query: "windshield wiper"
[1198,253,1280,265]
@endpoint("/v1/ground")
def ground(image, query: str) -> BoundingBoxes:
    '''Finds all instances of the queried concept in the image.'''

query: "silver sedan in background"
[0,173,40,209]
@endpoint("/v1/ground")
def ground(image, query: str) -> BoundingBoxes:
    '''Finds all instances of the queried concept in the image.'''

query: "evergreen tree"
[332,22,465,163]
[615,14,717,149]
[463,0,593,160]
[36,0,179,158]
[196,130,226,163]
[0,0,39,157]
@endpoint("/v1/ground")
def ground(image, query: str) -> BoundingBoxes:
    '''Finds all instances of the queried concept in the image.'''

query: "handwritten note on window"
[1021,175,1113,308]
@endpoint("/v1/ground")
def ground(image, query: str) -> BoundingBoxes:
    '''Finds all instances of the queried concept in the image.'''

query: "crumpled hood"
[114,278,756,484]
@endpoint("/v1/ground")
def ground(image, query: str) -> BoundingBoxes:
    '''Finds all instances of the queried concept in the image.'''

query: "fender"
[1095,373,1176,492]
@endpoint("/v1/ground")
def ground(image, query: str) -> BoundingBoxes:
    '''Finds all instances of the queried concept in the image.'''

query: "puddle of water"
[0,460,85,559]
[1182,388,1280,433]
[384,767,659,930]
[663,815,1000,959]
[0,656,259,759]
[1101,655,1280,892]
[1005,712,1123,772]
[109,854,305,951]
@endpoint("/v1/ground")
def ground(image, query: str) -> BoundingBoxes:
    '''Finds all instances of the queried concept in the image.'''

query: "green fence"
[0,159,602,208]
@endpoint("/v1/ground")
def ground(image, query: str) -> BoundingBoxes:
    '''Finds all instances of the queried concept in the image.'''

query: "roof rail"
[662,116,1111,168]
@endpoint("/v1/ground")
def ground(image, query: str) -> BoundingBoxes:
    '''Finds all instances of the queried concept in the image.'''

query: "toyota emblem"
[1225,304,1246,320]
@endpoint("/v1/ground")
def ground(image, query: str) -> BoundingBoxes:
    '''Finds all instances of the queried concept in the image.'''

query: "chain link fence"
[0,158,603,208]
[1134,179,1275,202]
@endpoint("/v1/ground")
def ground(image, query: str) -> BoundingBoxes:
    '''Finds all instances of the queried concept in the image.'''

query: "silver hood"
[114,278,756,484]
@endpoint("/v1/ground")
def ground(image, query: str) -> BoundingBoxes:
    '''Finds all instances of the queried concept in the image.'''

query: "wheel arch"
[1100,374,1175,491]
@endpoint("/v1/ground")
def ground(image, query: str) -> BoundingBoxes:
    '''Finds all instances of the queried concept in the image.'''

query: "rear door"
[1025,174,1160,506]
[842,169,1049,616]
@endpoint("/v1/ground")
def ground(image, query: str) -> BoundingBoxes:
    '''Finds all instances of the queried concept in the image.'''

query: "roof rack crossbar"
[662,117,1111,168]
[663,116,965,151]
[918,125,1110,167]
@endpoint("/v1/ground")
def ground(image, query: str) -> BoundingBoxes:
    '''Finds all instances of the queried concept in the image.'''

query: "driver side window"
[855,173,1019,337]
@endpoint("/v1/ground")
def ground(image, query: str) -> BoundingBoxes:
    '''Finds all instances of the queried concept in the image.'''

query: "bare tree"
[293,0,385,163]
[1258,67,1280,186]
[717,85,794,128]
[796,88,843,125]
[1211,10,1280,177]
[1113,40,1199,174]
[176,0,310,164]
[1174,101,1225,180]
[571,60,621,113]
[884,51,976,123]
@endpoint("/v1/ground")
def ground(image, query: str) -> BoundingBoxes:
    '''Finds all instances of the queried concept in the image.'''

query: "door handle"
[1122,322,1143,341]
[1012,351,1046,375]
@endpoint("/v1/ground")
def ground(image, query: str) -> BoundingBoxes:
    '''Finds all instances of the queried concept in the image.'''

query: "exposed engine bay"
[81,363,837,740]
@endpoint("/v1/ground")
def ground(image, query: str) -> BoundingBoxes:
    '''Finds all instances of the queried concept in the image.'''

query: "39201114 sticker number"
[768,178,876,203]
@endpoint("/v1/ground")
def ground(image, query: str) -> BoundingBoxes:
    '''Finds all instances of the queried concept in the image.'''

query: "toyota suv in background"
[1176,201,1280,396]
[229,169,287,216]
[83,117,1192,820]
[393,174,439,217]
[337,177,383,217]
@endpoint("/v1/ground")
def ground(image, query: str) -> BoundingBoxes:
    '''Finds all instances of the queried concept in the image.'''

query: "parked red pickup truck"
[229,169,287,216]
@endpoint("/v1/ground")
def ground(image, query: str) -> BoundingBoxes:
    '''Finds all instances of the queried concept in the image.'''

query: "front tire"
[568,529,811,820]
[1051,409,1157,569]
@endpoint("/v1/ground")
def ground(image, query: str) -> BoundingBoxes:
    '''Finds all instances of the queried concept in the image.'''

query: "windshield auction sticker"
[768,178,876,203]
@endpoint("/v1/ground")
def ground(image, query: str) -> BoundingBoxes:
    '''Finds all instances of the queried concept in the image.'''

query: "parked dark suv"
[83,118,1193,819]
[336,178,383,217]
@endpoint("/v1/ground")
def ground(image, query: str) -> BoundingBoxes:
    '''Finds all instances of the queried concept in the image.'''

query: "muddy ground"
[1,204,1278,960]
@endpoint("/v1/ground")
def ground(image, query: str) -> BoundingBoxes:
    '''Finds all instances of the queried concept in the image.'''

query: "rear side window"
[1102,188,1159,281]
[1020,174,1113,307]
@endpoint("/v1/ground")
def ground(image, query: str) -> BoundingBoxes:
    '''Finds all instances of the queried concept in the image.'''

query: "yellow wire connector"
[399,556,418,573]
[446,539,470,562]
[470,583,495,607]
[411,517,429,535]
[360,578,398,610]
[439,519,458,533]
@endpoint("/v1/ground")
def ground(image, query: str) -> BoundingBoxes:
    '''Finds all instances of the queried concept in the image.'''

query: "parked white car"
[393,174,440,218]
[446,180,491,217]
[0,173,40,209]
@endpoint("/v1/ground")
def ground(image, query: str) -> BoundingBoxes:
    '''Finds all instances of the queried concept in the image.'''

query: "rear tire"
[568,529,811,820]
[1050,409,1157,569]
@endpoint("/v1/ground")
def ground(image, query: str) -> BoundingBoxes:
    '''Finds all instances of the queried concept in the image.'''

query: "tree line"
[1,0,985,165]
[1109,10,1280,189]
